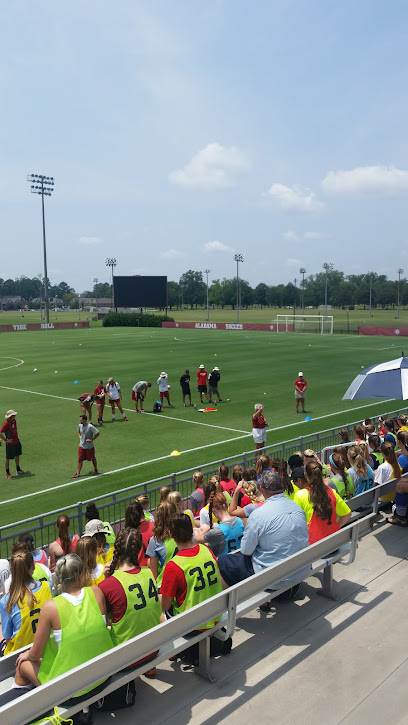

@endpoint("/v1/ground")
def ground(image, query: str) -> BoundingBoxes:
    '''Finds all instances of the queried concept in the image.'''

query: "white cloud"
[282,230,300,242]
[160,248,185,259]
[79,236,101,245]
[266,183,324,212]
[286,258,302,267]
[169,143,249,189]
[304,231,331,240]
[321,165,408,195]
[204,240,234,253]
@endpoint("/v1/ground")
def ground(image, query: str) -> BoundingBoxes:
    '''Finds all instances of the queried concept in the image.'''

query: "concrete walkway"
[96,513,407,725]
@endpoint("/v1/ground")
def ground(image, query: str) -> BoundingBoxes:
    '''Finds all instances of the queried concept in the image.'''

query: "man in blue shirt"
[218,471,309,598]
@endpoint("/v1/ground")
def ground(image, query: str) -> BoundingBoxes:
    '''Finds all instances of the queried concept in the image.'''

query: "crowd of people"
[0,411,406,721]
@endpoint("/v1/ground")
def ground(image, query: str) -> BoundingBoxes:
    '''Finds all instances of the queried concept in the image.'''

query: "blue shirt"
[398,454,408,474]
[240,494,310,586]
[0,580,51,640]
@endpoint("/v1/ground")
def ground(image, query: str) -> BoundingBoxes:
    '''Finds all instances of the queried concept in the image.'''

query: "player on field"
[94,379,107,425]
[196,364,210,404]
[0,410,26,479]
[294,372,307,413]
[72,414,100,479]
[179,369,193,406]
[157,372,174,408]
[77,393,96,422]
[208,367,222,403]
[106,377,128,422]
[132,381,152,413]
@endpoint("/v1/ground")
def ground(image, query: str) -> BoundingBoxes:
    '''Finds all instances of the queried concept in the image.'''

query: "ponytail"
[108,528,142,577]
[208,491,216,530]
[271,457,293,496]
[7,549,35,615]
[381,441,402,480]
[348,445,368,478]
[56,514,71,555]
[305,461,333,522]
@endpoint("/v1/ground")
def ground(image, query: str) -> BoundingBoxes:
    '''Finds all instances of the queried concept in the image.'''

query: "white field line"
[0,432,251,506]
[0,385,247,434]
[0,357,24,371]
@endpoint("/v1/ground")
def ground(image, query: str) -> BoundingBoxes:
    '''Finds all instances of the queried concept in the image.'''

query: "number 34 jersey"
[161,544,222,629]
[108,569,162,646]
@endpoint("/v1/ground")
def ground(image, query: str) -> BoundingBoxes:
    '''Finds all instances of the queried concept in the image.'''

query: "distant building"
[1,295,28,309]
[79,297,113,309]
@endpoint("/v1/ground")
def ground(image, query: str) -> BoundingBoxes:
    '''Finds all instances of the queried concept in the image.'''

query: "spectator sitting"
[189,471,205,516]
[365,424,376,440]
[347,445,375,494]
[85,502,116,544]
[338,428,350,444]
[353,424,365,442]
[48,514,79,572]
[218,465,236,496]
[327,453,355,499]
[291,467,307,490]
[75,536,105,586]
[136,494,154,522]
[125,502,154,566]
[207,493,244,555]
[160,514,223,630]
[218,471,310,602]
[159,486,171,504]
[82,519,115,576]
[387,431,408,526]
[271,457,298,500]
[288,454,304,473]
[303,449,329,477]
[397,414,408,433]
[4,541,52,593]
[294,461,351,544]
[167,490,183,512]
[256,454,273,482]
[14,554,112,707]
[99,528,163,677]
[0,548,52,656]
[146,501,178,587]
[368,434,384,470]
[383,419,398,447]
[333,445,350,470]
[18,532,47,568]
[374,441,402,508]
[199,481,219,527]
[357,440,373,466]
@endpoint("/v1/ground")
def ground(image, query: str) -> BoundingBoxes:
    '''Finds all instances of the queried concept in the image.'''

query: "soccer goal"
[276,314,334,334]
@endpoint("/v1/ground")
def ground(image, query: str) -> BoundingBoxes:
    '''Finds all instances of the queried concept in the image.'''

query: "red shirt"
[160,544,217,607]
[78,393,92,403]
[252,413,266,429]
[99,566,141,622]
[0,419,19,445]
[94,386,106,399]
[138,520,154,566]
[197,370,208,385]
[220,479,236,496]
[295,378,307,392]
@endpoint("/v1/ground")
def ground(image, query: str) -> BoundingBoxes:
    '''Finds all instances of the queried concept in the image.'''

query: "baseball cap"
[291,467,306,482]
[298,372,303,377]
[5,410,17,419]
[82,520,111,537]
[213,366,220,371]
[199,364,205,369]
[108,377,114,383]
[160,371,167,377]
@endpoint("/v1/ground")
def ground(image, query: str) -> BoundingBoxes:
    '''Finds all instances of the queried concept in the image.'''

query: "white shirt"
[157,376,168,392]
[106,381,120,400]
[374,461,393,485]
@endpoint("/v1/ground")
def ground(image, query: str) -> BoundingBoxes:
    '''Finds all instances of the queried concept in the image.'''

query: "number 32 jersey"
[161,544,222,629]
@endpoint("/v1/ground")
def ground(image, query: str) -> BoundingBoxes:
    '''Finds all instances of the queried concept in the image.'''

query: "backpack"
[153,400,162,412]
[93,680,136,712]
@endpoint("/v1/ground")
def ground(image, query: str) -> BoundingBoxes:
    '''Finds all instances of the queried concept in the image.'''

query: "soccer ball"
[167,384,171,389]
[33,368,38,372]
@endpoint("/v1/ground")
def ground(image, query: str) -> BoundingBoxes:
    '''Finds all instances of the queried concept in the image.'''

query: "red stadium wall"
[0,322,89,332]
[359,326,408,336]
[162,321,293,332]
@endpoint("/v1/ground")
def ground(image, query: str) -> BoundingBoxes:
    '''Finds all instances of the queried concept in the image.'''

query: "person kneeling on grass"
[72,414,100,479]
[12,554,112,722]
[218,471,310,608]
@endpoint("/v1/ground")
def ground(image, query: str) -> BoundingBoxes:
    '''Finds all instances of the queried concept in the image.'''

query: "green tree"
[167,281,181,309]
[179,270,206,308]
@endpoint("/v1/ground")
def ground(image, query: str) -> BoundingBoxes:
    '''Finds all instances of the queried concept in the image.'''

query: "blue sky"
[1,0,407,293]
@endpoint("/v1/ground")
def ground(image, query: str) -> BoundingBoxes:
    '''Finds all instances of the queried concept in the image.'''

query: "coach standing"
[72,414,100,479]
[0,410,26,479]
[294,372,307,413]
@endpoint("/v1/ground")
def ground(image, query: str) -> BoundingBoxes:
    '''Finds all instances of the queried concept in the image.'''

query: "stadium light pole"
[93,277,98,311]
[369,273,373,317]
[397,268,404,319]
[27,174,55,325]
[323,262,333,318]
[234,253,244,323]
[299,267,306,313]
[105,258,117,309]
[204,269,211,321]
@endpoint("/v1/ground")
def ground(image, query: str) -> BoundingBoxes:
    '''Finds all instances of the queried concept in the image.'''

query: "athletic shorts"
[252,428,266,444]
[197,385,207,393]
[208,385,219,396]
[78,446,95,462]
[181,386,191,396]
[108,398,120,405]
[294,390,305,399]
[5,442,22,459]
[217,552,255,586]
[132,391,144,401]
[159,390,170,401]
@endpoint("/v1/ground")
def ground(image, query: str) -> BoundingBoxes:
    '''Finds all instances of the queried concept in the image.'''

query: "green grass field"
[0,325,405,527]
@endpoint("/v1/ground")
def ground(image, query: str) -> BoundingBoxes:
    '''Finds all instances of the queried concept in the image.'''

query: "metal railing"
[0,407,405,557]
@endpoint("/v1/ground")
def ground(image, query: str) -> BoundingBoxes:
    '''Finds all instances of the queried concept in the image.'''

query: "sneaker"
[123,416,128,421]
[218,399,223,402]
[92,470,99,476]
[71,473,80,479]
[136,410,141,413]
[183,404,187,407]
[112,418,115,422]
[6,473,12,479]
[140,408,145,412]
[17,469,26,475]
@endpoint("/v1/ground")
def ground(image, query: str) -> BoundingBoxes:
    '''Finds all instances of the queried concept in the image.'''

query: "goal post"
[276,314,334,334]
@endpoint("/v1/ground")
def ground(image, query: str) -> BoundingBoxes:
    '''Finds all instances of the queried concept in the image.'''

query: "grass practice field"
[0,325,406,527]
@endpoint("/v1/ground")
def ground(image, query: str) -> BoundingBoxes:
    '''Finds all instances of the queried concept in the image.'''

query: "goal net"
[276,314,334,334]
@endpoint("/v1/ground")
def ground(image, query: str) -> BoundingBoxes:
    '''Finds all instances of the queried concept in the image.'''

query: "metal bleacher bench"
[0,503,379,725]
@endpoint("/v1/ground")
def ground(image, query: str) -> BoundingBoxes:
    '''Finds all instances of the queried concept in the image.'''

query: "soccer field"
[0,326,404,526]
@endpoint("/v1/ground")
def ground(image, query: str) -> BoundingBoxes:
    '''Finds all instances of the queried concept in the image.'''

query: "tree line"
[0,277,112,310]
[169,270,408,310]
